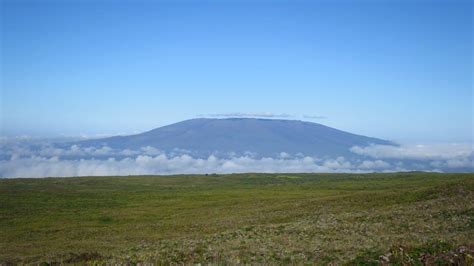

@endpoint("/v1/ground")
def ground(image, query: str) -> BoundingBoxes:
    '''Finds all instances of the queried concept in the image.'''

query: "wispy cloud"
[200,112,294,118]
[303,115,327,119]
[198,113,328,120]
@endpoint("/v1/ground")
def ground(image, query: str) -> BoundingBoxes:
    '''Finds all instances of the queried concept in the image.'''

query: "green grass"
[1,172,473,264]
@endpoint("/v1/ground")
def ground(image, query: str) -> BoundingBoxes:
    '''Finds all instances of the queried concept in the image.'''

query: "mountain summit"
[79,118,394,158]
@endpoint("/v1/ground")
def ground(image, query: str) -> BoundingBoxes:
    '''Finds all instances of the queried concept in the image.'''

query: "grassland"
[1,172,473,264]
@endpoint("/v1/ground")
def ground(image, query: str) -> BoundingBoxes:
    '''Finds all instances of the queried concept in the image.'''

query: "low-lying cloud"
[350,143,473,170]
[0,139,472,178]
[350,143,473,160]
[0,153,397,178]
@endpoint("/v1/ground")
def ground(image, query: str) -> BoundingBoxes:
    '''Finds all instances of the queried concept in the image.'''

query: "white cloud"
[0,141,472,178]
[202,112,293,118]
[322,156,352,169]
[303,115,327,119]
[199,113,328,120]
[350,143,473,160]
[350,143,473,169]
[0,152,378,178]
[358,160,391,170]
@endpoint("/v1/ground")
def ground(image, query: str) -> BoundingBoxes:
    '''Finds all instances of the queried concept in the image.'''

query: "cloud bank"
[1,154,377,178]
[0,139,472,178]
[350,143,473,171]
[350,143,473,160]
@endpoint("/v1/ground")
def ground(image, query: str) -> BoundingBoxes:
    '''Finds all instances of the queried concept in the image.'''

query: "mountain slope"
[79,118,395,158]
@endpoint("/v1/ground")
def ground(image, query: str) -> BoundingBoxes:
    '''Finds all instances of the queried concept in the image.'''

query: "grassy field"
[1,172,473,264]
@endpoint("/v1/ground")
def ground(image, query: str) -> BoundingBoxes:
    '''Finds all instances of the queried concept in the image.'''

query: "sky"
[1,0,472,143]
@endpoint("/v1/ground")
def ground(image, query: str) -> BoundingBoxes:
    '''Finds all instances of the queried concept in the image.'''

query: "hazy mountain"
[77,118,395,158]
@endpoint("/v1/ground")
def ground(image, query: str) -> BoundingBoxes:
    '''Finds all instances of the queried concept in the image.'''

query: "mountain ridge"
[78,118,395,158]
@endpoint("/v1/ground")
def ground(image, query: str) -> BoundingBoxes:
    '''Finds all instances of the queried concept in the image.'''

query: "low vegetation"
[1,172,473,264]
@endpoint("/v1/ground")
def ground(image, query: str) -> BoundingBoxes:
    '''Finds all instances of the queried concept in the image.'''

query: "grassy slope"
[0,172,473,264]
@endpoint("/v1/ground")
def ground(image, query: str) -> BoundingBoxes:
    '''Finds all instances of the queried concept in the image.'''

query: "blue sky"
[1,0,472,142]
